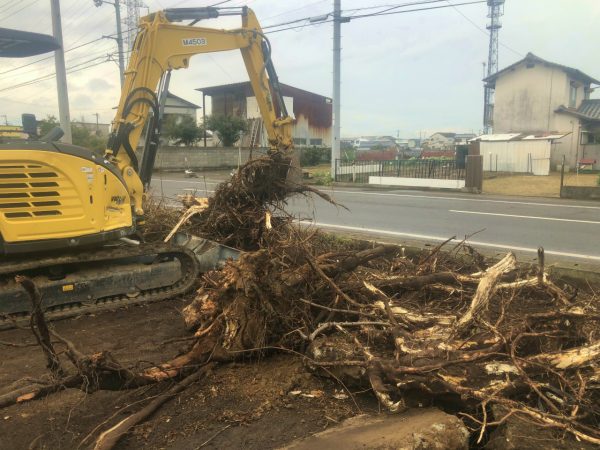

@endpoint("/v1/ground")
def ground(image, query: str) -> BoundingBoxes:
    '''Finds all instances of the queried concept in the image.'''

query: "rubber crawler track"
[0,243,199,330]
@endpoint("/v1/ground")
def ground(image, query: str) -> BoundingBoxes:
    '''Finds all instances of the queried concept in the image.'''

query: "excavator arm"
[106,7,294,218]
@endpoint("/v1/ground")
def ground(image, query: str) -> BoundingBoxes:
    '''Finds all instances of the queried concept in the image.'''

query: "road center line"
[330,190,600,210]
[449,209,600,225]
[302,221,600,262]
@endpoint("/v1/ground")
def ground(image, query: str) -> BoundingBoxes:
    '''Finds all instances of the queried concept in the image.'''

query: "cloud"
[86,78,114,91]
[0,0,598,136]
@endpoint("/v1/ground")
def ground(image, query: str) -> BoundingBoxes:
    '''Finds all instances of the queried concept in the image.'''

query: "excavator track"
[0,242,200,329]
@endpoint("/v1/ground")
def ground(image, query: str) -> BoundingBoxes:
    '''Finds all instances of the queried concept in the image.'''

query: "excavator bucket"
[172,232,240,272]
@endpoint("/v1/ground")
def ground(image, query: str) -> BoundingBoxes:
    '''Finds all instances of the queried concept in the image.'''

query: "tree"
[205,114,248,147]
[162,115,202,146]
[71,124,105,153]
[38,115,59,136]
[37,115,105,153]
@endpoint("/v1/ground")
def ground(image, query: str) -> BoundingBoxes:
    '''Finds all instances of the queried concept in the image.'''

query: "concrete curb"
[303,180,469,194]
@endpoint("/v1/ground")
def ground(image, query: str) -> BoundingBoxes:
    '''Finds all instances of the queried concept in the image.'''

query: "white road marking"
[151,190,215,199]
[153,178,221,185]
[329,190,600,210]
[304,221,600,262]
[449,210,600,225]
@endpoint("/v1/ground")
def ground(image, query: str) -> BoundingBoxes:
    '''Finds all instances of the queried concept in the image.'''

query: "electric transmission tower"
[483,0,505,134]
[125,0,144,58]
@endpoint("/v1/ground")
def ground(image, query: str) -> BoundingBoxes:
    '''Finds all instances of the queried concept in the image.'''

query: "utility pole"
[331,0,341,177]
[51,0,72,143]
[94,0,125,87]
[483,0,505,134]
[93,112,100,134]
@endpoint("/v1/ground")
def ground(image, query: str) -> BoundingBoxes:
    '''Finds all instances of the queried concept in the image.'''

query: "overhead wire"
[0,45,115,81]
[0,1,25,15]
[261,0,455,30]
[0,0,42,24]
[264,0,488,34]
[0,53,119,93]
[343,0,448,13]
[443,0,523,57]
[62,1,113,47]
[261,0,329,23]
[0,28,136,77]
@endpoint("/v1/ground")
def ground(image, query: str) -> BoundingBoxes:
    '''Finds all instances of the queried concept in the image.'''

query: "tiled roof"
[166,91,200,109]
[484,53,600,85]
[578,99,600,120]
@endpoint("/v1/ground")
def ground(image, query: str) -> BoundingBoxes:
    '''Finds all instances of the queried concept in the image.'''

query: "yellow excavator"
[0,6,294,325]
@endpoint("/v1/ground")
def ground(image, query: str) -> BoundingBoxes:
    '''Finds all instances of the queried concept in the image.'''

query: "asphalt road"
[150,171,600,264]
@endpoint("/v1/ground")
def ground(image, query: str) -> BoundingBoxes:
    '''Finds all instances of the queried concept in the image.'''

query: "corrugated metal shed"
[471,132,568,142]
[480,140,552,175]
[470,133,521,142]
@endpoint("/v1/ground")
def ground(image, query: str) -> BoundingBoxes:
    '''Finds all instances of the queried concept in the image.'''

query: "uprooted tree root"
[3,152,600,448]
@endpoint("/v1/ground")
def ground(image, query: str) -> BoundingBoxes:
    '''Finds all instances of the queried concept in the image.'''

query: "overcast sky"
[0,0,599,138]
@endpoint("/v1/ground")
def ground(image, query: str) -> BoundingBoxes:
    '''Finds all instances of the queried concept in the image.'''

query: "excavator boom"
[107,6,294,216]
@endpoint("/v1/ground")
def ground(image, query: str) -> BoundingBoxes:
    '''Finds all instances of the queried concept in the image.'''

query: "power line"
[63,3,114,48]
[0,0,41,23]
[264,0,486,34]
[343,0,447,14]
[0,44,115,80]
[349,0,485,19]
[444,0,522,57]
[262,0,329,23]
[0,28,135,76]
[262,0,454,30]
[0,0,26,15]
[0,56,115,93]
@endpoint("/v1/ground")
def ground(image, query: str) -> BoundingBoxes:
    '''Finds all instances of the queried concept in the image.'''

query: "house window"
[309,138,323,146]
[569,82,578,108]
[293,138,307,146]
[587,133,599,144]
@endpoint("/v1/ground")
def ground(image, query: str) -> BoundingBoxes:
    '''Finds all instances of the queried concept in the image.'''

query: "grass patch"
[483,172,598,197]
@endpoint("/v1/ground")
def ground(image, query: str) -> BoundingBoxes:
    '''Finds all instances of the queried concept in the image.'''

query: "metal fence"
[335,159,465,183]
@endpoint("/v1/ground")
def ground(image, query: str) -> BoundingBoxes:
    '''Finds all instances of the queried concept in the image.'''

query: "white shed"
[471,133,569,176]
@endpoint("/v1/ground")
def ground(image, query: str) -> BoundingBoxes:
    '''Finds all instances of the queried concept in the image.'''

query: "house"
[454,133,476,145]
[423,132,456,150]
[196,81,331,148]
[163,91,201,123]
[352,136,397,150]
[484,52,600,168]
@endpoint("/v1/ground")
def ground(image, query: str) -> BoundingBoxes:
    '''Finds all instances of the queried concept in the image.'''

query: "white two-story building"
[485,52,600,168]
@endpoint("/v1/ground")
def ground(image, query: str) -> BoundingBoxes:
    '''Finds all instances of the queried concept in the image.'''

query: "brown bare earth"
[0,300,371,450]
[483,172,598,197]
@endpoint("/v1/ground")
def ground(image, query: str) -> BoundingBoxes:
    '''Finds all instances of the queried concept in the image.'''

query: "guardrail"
[335,159,465,183]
